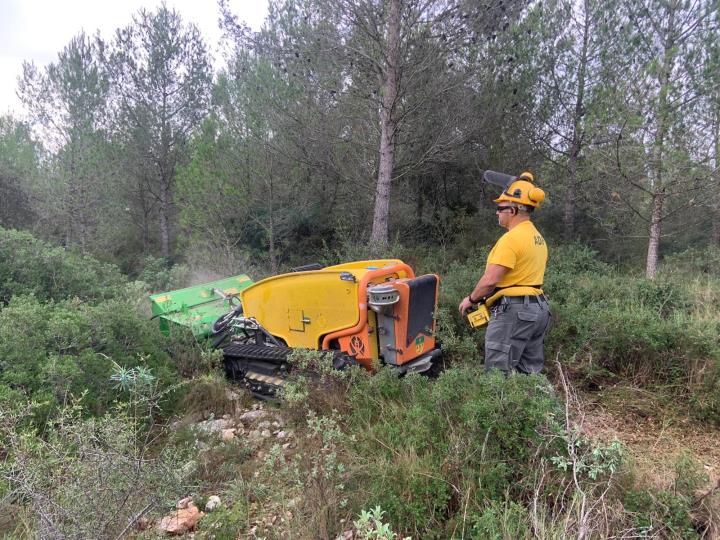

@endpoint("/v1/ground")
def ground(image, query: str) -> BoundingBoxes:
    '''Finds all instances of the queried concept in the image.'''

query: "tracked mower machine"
[150,260,442,398]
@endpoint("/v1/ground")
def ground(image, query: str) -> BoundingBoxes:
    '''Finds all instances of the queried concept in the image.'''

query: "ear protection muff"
[518,171,534,183]
[528,186,545,205]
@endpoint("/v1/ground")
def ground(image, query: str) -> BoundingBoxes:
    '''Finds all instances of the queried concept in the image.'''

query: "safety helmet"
[484,170,545,208]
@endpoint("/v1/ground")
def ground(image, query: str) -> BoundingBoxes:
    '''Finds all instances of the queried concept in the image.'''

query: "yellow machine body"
[240,259,439,370]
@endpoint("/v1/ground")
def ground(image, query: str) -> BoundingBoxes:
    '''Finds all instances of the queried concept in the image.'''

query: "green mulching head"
[149,274,254,339]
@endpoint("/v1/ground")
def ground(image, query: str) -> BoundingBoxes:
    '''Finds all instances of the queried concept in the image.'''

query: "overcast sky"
[0,0,269,118]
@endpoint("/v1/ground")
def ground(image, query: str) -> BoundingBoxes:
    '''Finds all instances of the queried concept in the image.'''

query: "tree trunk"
[415,176,425,228]
[646,191,664,278]
[159,179,171,258]
[563,0,590,242]
[268,173,278,274]
[712,114,720,246]
[564,141,581,241]
[645,4,675,278]
[369,0,400,252]
[142,182,151,253]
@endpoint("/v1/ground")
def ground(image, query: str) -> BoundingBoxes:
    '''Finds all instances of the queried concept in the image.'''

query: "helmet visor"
[483,170,516,189]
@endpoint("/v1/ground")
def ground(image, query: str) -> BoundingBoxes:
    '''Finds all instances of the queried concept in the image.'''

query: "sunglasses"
[496,206,515,213]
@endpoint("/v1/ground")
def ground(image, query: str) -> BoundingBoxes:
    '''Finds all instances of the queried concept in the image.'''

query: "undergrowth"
[1,232,719,538]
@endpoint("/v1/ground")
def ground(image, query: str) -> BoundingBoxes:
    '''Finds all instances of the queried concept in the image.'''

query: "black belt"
[498,294,547,305]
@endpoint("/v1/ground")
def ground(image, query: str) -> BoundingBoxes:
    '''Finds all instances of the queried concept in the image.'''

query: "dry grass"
[575,386,720,538]
[578,395,720,490]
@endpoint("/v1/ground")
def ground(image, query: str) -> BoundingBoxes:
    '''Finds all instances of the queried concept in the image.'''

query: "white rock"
[248,429,261,441]
[195,418,232,434]
[220,429,235,442]
[177,496,193,510]
[205,495,221,512]
[277,431,287,439]
[272,421,280,428]
[258,420,271,429]
[261,429,272,438]
[222,414,231,420]
[239,410,266,423]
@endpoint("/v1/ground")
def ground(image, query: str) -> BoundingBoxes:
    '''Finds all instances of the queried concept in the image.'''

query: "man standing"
[458,171,551,374]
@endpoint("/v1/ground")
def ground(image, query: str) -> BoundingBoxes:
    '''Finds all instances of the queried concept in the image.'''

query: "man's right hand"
[459,296,474,316]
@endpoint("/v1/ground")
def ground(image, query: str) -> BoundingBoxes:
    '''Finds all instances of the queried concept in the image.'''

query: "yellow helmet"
[490,170,545,208]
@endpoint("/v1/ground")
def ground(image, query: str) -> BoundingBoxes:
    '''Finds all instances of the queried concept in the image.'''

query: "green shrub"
[138,254,191,293]
[195,488,250,540]
[0,227,126,304]
[661,246,720,276]
[469,500,532,540]
[0,400,187,539]
[354,506,411,540]
[692,373,720,425]
[539,256,720,400]
[546,243,611,276]
[343,367,565,538]
[623,489,698,539]
[178,370,238,417]
[0,295,176,419]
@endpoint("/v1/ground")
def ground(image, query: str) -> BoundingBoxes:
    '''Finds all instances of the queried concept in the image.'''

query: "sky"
[0,0,269,118]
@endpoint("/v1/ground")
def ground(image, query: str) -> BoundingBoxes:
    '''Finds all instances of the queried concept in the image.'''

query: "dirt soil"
[578,390,720,492]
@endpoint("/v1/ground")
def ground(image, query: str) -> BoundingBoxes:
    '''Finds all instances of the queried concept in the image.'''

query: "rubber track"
[223,343,292,362]
[221,343,289,399]
[222,343,360,399]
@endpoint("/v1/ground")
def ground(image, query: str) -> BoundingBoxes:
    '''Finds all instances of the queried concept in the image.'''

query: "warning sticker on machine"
[349,335,366,356]
[414,335,425,354]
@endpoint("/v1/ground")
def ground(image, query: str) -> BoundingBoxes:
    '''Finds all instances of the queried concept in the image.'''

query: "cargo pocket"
[513,310,540,341]
[485,340,511,373]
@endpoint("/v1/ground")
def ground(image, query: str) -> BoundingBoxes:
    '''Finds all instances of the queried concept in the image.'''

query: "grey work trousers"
[484,297,552,375]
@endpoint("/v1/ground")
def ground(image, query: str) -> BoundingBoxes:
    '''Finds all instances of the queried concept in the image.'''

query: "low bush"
[343,367,565,538]
[0,396,187,539]
[0,294,177,420]
[543,257,720,417]
[469,499,532,539]
[0,227,126,304]
[623,489,699,538]
[138,254,191,293]
[661,246,720,277]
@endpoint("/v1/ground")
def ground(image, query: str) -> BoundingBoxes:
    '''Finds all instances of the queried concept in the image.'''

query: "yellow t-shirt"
[485,220,547,306]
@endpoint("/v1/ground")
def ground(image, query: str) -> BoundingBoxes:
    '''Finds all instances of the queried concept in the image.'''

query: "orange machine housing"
[240,260,440,371]
[332,274,439,370]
